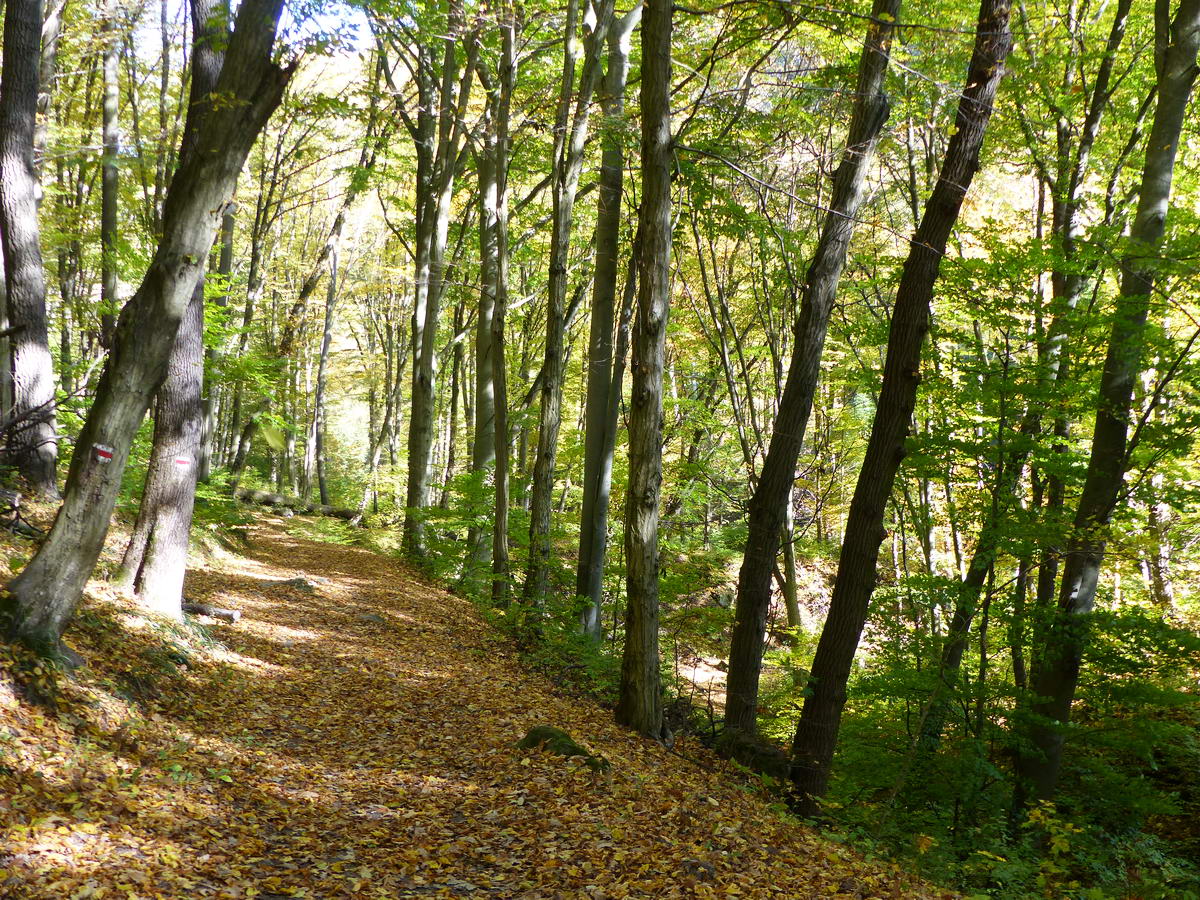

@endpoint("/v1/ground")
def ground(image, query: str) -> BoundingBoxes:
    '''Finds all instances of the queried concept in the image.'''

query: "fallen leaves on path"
[2,519,953,899]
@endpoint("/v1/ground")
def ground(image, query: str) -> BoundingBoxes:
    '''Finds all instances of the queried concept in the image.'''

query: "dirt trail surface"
[2,520,950,899]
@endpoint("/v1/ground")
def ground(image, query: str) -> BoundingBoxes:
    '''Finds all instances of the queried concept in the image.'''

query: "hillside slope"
[1,519,952,899]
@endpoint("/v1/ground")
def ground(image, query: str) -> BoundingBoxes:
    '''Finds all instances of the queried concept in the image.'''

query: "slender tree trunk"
[99,0,120,346]
[723,0,901,734]
[1018,0,1200,804]
[399,3,475,558]
[1,0,293,657]
[305,251,337,504]
[0,0,59,497]
[615,0,671,739]
[1145,483,1174,608]
[488,16,516,607]
[199,201,236,480]
[522,0,614,606]
[577,4,641,637]
[789,0,1012,814]
[440,299,464,508]
[33,0,66,177]
[464,120,498,579]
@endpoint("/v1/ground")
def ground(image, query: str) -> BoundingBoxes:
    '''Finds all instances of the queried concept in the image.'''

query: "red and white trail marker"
[93,444,114,463]
[174,456,191,468]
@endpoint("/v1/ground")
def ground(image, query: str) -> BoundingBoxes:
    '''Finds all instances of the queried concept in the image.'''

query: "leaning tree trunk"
[1,0,294,658]
[576,4,641,638]
[1018,0,1200,805]
[789,0,1012,815]
[114,0,234,620]
[723,0,901,735]
[615,0,671,740]
[115,279,206,617]
[0,0,59,497]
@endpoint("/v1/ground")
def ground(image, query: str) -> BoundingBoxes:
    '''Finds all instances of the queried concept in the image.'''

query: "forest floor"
[1,517,953,899]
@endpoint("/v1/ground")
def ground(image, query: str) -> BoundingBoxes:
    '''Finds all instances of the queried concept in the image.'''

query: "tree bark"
[0,0,59,497]
[115,278,206,617]
[198,201,236,481]
[304,251,338,505]
[1018,0,1200,804]
[114,0,233,620]
[723,0,901,735]
[1,0,294,657]
[463,115,498,580]
[577,4,641,638]
[99,0,120,347]
[789,0,1012,815]
[393,0,475,558]
[522,0,615,606]
[487,15,516,608]
[615,0,671,740]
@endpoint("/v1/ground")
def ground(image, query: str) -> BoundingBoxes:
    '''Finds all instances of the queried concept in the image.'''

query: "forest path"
[2,518,946,899]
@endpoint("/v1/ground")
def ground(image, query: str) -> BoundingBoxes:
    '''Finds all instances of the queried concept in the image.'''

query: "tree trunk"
[615,0,670,740]
[577,4,641,638]
[723,0,901,735]
[0,0,59,497]
[305,251,338,505]
[114,0,235,619]
[33,0,67,176]
[439,299,464,508]
[463,119,498,580]
[1,0,293,658]
[522,0,614,606]
[115,278,205,617]
[488,15,516,608]
[789,0,1012,814]
[99,0,120,346]
[1018,0,1200,804]
[199,202,236,480]
[398,1,474,558]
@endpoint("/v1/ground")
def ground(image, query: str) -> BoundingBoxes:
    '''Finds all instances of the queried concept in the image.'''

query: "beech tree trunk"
[616,0,671,739]
[723,0,901,734]
[115,0,232,619]
[1,0,294,657]
[198,202,236,481]
[33,0,67,176]
[0,0,59,497]
[303,252,338,504]
[99,0,120,346]
[1018,0,1200,804]
[393,0,474,558]
[576,4,641,638]
[115,279,206,617]
[522,0,614,606]
[463,124,498,580]
[789,0,1012,814]
[488,19,516,608]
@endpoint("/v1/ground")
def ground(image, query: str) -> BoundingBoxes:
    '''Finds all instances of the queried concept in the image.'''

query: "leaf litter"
[1,519,955,899]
